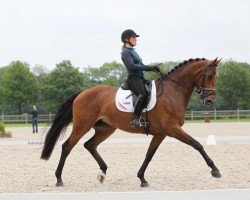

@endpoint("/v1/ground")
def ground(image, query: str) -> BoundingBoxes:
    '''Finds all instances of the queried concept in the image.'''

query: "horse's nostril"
[206,99,213,105]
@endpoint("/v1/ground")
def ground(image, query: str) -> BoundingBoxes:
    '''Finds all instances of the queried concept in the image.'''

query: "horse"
[41,57,222,187]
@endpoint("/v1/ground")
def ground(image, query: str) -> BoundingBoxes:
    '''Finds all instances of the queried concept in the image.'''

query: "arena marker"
[207,135,217,145]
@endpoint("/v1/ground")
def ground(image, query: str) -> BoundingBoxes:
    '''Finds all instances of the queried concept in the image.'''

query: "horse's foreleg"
[172,126,221,178]
[84,124,116,184]
[137,135,166,187]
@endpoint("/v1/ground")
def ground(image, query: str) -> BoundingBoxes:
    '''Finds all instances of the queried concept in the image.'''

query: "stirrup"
[130,118,140,127]
[130,117,148,128]
[139,117,149,128]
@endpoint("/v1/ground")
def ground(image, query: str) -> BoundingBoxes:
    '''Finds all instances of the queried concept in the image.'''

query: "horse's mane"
[164,58,207,77]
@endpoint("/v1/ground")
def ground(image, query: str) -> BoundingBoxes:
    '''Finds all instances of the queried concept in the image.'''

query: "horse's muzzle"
[202,96,214,106]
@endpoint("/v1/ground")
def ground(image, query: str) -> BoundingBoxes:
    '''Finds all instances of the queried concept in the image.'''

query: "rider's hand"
[146,65,160,72]
[146,66,155,71]
[153,66,160,72]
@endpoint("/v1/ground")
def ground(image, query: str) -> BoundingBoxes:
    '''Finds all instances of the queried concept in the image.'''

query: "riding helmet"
[121,29,139,43]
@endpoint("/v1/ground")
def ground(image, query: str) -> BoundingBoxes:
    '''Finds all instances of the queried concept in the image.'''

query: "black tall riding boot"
[130,95,146,127]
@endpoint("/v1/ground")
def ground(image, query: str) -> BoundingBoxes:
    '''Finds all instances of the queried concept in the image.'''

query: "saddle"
[120,79,152,107]
[115,80,156,113]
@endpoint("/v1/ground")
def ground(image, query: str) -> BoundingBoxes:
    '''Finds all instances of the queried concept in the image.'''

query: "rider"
[121,29,158,127]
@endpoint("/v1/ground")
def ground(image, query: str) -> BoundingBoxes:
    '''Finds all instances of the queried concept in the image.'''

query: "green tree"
[31,65,50,114]
[187,93,204,110]
[240,62,250,71]
[0,67,8,113]
[85,61,127,87]
[144,61,175,80]
[1,61,37,114]
[41,60,86,112]
[216,60,250,109]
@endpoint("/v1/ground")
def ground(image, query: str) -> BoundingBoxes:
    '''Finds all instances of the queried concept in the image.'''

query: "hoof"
[97,172,106,184]
[140,182,149,187]
[211,170,221,178]
[56,181,64,187]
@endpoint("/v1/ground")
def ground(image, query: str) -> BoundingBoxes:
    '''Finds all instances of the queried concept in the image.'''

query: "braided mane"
[166,58,207,76]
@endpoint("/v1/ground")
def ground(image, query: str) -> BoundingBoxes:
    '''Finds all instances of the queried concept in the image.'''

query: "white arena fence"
[186,109,250,121]
[0,109,250,124]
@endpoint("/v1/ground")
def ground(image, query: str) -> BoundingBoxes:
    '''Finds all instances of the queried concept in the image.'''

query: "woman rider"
[121,29,158,127]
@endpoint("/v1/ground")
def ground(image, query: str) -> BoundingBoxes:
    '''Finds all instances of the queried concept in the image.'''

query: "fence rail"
[0,113,55,124]
[185,109,250,121]
[0,109,250,124]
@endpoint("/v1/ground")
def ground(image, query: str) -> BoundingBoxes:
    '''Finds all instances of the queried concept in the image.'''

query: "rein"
[156,61,216,99]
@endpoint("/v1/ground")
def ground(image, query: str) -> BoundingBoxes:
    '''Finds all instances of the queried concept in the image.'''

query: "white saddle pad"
[115,80,156,112]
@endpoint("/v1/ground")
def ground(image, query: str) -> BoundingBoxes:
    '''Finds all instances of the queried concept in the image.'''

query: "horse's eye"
[207,75,213,81]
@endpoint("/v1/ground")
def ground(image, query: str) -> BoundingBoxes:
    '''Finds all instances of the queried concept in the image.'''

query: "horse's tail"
[41,92,81,160]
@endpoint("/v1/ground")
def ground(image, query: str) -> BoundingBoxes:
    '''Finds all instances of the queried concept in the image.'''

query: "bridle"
[156,61,216,99]
[195,61,216,99]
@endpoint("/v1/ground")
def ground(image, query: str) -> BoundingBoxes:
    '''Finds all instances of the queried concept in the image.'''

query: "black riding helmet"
[121,29,140,43]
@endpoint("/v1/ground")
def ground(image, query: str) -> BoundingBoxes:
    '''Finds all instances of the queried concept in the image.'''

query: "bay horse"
[41,57,222,187]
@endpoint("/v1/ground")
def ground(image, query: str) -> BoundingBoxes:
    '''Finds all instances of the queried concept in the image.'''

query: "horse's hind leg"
[84,121,116,184]
[55,122,93,186]
[171,126,221,178]
[55,138,70,186]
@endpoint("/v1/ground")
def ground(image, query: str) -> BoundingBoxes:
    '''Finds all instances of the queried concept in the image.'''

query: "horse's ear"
[211,57,218,65]
[211,57,222,66]
[216,58,222,65]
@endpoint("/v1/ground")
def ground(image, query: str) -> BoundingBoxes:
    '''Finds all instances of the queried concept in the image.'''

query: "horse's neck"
[174,62,202,86]
[161,62,203,109]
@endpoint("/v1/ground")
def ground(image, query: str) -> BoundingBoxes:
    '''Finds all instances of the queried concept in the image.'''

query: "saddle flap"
[115,80,157,112]
[145,81,152,97]
[120,79,130,90]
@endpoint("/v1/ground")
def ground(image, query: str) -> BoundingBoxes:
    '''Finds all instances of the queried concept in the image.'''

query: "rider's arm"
[121,49,148,72]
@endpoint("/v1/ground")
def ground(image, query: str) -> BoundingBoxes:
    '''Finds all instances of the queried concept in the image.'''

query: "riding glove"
[146,65,160,72]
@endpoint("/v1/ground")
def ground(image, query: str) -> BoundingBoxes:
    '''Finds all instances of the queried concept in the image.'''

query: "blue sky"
[0,0,249,70]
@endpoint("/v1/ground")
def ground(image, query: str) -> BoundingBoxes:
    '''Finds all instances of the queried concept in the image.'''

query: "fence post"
[237,108,240,121]
[214,109,216,120]
[2,114,4,124]
[191,109,193,120]
[25,113,28,124]
[204,112,210,123]
[49,112,52,123]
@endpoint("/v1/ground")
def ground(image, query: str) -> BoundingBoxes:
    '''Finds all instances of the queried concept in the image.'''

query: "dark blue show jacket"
[121,47,147,78]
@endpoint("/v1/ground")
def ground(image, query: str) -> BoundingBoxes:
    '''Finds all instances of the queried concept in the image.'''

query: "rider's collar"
[125,43,134,49]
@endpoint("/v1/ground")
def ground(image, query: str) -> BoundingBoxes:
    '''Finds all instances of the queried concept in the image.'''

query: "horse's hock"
[204,112,210,123]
